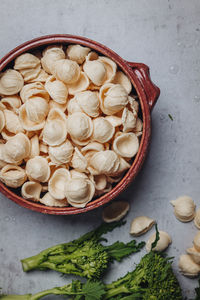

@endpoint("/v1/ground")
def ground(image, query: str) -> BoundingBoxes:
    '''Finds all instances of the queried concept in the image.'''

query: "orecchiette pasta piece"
[193,231,200,252]
[130,216,155,236]
[28,69,49,83]
[104,115,122,127]
[128,96,139,114]
[3,133,30,164]
[146,231,172,252]
[67,71,89,95]
[39,142,48,154]
[67,96,82,115]
[65,178,95,208]
[98,56,117,83]
[0,69,24,96]
[0,165,27,188]
[25,97,49,123]
[122,108,137,132]
[178,254,200,278]
[48,168,71,200]
[4,109,24,134]
[0,110,5,132]
[45,76,68,104]
[16,65,41,83]
[170,196,196,222]
[100,83,128,115]
[95,182,112,197]
[66,45,90,64]
[1,129,15,140]
[41,45,65,74]
[0,145,7,169]
[67,112,93,142]
[112,71,132,94]
[49,100,68,112]
[1,95,21,113]
[83,60,106,86]
[40,192,68,207]
[30,135,40,158]
[187,247,200,265]
[19,104,45,131]
[116,157,131,174]
[26,156,50,182]
[49,140,73,165]
[14,53,40,70]
[133,118,143,137]
[53,59,80,84]
[107,174,123,184]
[71,147,87,172]
[42,108,67,146]
[194,209,200,229]
[93,174,107,191]
[70,169,88,179]
[20,82,49,103]
[21,181,42,201]
[81,142,104,154]
[113,132,139,158]
[92,117,115,143]
[102,201,130,223]
[86,51,99,61]
[89,150,120,175]
[75,91,99,117]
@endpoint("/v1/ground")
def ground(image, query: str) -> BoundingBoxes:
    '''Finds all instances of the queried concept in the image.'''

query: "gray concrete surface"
[0,0,200,298]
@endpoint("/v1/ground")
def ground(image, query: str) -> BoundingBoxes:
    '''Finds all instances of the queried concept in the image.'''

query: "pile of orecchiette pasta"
[0,44,142,208]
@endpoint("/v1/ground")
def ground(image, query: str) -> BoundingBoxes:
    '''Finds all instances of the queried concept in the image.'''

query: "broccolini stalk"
[21,220,145,279]
[0,280,106,300]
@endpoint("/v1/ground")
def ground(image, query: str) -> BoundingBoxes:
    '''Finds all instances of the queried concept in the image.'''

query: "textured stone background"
[0,0,200,297]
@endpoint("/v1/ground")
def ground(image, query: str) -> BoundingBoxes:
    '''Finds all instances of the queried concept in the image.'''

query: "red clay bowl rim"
[0,34,152,215]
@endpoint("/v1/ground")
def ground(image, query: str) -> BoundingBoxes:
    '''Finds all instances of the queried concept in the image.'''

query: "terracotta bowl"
[0,34,160,215]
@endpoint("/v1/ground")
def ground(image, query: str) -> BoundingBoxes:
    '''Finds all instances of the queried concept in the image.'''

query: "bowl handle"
[126,62,160,111]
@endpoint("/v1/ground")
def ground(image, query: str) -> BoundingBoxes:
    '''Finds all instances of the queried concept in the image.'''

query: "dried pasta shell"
[41,45,65,74]
[0,110,5,132]
[128,96,139,114]
[40,192,68,207]
[49,140,73,165]
[49,100,68,112]
[43,108,67,146]
[71,147,87,172]
[49,168,71,200]
[21,181,42,201]
[45,76,68,104]
[102,201,130,223]
[67,112,93,141]
[70,169,88,179]
[92,117,115,143]
[0,69,24,96]
[26,156,50,182]
[146,231,172,252]
[86,51,99,61]
[28,69,49,83]
[20,82,49,103]
[100,83,128,115]
[113,132,139,158]
[68,71,89,95]
[116,156,131,174]
[1,95,21,113]
[18,65,41,82]
[0,165,27,188]
[133,118,143,137]
[187,247,200,265]
[98,56,117,83]
[81,142,104,154]
[66,45,90,64]
[105,115,122,127]
[67,97,82,114]
[39,142,48,154]
[179,254,200,278]
[53,59,80,84]
[122,108,137,132]
[89,150,120,175]
[4,109,24,134]
[65,178,95,208]
[1,129,15,140]
[193,231,200,252]
[75,91,99,117]
[19,104,45,131]
[14,53,40,70]
[30,135,40,158]
[93,174,107,191]
[0,144,7,169]
[25,97,49,123]
[83,60,106,86]
[113,71,132,94]
[130,216,155,236]
[170,196,196,222]
[3,133,30,164]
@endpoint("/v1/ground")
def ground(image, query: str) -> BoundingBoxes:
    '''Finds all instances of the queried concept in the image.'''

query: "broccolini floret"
[21,220,145,279]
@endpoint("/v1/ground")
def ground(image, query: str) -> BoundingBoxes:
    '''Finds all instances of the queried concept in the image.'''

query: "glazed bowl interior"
[0,35,151,215]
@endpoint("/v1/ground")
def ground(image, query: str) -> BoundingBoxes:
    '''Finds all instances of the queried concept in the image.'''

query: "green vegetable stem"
[21,220,145,279]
